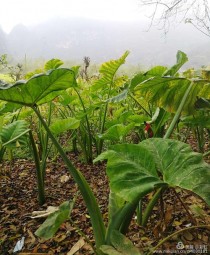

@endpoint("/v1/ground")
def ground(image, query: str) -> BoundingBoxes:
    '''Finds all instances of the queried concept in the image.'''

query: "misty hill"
[1,17,210,69]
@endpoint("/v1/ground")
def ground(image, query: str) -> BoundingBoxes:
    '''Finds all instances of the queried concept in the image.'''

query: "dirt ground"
[0,151,210,255]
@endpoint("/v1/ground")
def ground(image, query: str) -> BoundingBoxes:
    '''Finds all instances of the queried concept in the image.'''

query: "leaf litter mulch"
[0,152,210,255]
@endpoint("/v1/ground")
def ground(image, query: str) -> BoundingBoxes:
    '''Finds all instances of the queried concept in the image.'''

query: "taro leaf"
[58,91,77,106]
[71,65,81,77]
[181,114,210,128]
[94,144,164,202]
[107,89,128,103]
[129,66,167,91]
[35,200,74,240]
[0,68,75,106]
[50,117,80,135]
[127,114,146,126]
[100,230,141,255]
[129,72,147,91]
[144,65,167,77]
[1,120,29,148]
[0,102,22,115]
[44,58,64,71]
[99,123,134,141]
[108,191,125,221]
[164,50,188,76]
[134,76,203,114]
[91,51,129,92]
[95,138,210,205]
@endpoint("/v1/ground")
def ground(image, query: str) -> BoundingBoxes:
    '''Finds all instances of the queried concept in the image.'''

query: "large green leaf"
[0,68,75,106]
[95,138,210,205]
[144,65,167,77]
[50,117,80,135]
[99,123,134,141]
[108,191,125,221]
[135,77,191,112]
[35,200,74,240]
[100,230,141,255]
[0,120,29,148]
[129,72,146,91]
[181,114,210,128]
[0,102,22,115]
[135,76,210,114]
[44,58,64,71]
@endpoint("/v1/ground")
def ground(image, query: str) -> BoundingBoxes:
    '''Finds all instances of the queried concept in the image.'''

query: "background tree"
[0,54,23,81]
[140,0,210,37]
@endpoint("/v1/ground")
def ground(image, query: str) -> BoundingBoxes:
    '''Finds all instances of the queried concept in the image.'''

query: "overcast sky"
[0,0,148,33]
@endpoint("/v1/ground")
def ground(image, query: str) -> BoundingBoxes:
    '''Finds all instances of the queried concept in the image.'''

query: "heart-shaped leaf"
[50,117,80,135]
[95,138,210,205]
[0,68,75,106]
[1,120,29,148]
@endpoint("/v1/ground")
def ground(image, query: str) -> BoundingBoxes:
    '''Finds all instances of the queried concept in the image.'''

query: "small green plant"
[0,120,29,163]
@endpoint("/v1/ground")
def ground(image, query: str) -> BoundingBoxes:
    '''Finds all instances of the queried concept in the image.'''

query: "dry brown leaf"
[183,231,194,241]
[164,206,173,226]
[18,253,50,255]
[31,206,59,218]
[153,222,162,238]
[67,238,85,255]
[53,233,67,243]
[60,175,70,183]
[27,229,36,244]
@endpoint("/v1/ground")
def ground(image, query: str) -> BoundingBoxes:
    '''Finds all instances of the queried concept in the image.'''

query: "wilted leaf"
[31,206,59,218]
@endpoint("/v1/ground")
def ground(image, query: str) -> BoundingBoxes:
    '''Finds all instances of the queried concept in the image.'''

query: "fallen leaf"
[31,206,59,218]
[27,229,36,244]
[18,253,50,255]
[183,231,194,241]
[173,220,182,226]
[67,238,85,255]
[60,175,70,183]
[164,206,173,226]
[53,233,67,242]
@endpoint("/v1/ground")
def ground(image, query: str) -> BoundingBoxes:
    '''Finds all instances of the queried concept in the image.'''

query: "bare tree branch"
[139,0,210,37]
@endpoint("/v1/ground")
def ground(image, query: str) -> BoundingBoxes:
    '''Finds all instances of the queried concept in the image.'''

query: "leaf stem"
[164,81,194,139]
[32,105,105,253]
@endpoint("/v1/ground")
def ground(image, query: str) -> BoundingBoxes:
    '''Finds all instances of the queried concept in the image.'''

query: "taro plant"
[90,51,130,154]
[0,54,210,254]
[54,52,131,161]
[0,67,106,252]
[0,119,29,163]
